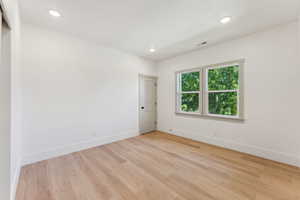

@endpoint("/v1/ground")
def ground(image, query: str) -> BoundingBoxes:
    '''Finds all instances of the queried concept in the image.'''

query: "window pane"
[181,72,200,91]
[181,93,199,112]
[208,92,237,116]
[208,65,239,90]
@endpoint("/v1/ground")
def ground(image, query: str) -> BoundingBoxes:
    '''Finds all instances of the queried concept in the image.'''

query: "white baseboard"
[22,130,139,166]
[159,128,300,168]
[11,158,22,200]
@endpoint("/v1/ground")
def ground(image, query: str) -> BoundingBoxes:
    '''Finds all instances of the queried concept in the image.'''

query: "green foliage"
[208,92,237,116]
[207,65,239,116]
[180,66,239,115]
[181,94,199,112]
[208,66,239,90]
[181,72,200,91]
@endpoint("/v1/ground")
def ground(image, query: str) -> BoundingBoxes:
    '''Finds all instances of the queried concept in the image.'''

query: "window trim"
[175,59,245,120]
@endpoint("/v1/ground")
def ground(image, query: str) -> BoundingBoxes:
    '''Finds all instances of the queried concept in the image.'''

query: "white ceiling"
[20,0,300,61]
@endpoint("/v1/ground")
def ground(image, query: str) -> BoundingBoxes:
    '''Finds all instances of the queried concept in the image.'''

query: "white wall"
[0,19,12,200]
[298,17,300,167]
[0,0,21,200]
[299,17,300,57]
[157,21,300,167]
[20,24,157,165]
[9,6,22,200]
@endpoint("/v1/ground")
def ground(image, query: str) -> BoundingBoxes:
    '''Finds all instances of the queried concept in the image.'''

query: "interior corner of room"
[0,0,300,200]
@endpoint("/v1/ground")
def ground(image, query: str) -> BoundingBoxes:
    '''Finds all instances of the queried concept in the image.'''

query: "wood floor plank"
[16,131,300,200]
[47,156,80,200]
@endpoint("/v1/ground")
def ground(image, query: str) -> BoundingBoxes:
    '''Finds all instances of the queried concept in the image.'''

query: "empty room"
[0,0,300,199]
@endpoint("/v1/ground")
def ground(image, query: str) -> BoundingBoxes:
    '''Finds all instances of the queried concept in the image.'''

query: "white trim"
[176,67,203,74]
[208,89,238,93]
[175,111,244,121]
[179,91,201,94]
[22,130,139,165]
[204,59,244,69]
[206,62,240,70]
[159,128,300,168]
[11,158,21,200]
[138,73,158,80]
[205,113,240,119]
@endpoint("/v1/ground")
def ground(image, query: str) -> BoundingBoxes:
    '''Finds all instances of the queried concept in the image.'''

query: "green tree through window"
[181,93,199,112]
[177,61,242,118]
[181,72,200,91]
[180,72,200,112]
[207,65,239,116]
[208,66,239,90]
[208,92,237,115]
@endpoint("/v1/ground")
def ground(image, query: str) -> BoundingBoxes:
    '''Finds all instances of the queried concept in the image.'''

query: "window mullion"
[180,91,200,94]
[178,73,181,112]
[199,70,202,114]
[200,68,204,115]
[208,89,238,93]
[203,67,208,115]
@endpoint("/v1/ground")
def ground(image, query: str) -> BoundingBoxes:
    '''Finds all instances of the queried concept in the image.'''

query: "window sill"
[175,111,244,121]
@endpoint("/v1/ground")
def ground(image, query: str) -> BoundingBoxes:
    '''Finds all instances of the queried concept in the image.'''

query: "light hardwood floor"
[16,131,300,200]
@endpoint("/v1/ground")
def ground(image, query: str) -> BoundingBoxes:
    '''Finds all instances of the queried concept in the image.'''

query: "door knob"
[141,106,144,109]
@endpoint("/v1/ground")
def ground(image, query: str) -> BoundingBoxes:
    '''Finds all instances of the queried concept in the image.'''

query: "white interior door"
[139,75,157,134]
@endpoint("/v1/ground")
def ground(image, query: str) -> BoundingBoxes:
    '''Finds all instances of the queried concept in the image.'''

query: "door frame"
[138,74,158,134]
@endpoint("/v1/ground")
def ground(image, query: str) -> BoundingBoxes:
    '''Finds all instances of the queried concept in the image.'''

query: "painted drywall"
[298,17,300,167]
[9,6,22,200]
[157,21,300,167]
[299,17,300,57]
[0,0,22,200]
[20,24,157,165]
[0,19,12,200]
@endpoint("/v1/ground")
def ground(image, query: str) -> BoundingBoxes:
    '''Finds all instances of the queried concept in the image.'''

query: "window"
[176,60,244,119]
[178,71,201,113]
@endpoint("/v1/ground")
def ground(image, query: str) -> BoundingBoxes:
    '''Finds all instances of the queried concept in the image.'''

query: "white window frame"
[176,69,202,114]
[175,59,244,120]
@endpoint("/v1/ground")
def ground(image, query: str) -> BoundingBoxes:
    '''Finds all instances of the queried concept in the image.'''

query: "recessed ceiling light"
[149,48,156,53]
[49,10,61,17]
[220,16,231,24]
